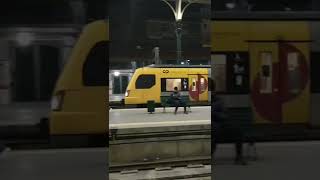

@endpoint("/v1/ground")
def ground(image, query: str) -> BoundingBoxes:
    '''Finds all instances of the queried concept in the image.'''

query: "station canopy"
[212,11,320,21]
[166,0,210,4]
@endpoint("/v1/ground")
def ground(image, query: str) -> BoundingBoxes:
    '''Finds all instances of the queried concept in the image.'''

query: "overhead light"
[181,62,185,65]
[226,2,236,9]
[16,32,34,46]
[114,71,120,76]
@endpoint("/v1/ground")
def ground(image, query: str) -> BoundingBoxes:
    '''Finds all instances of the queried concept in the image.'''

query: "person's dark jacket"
[212,95,227,123]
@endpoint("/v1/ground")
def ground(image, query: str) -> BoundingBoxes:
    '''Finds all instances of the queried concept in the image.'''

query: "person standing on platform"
[211,81,246,165]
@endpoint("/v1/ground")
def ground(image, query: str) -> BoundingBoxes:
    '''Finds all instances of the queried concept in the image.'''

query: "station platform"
[0,102,49,126]
[0,148,106,180]
[213,141,320,180]
[110,141,320,180]
[109,106,210,129]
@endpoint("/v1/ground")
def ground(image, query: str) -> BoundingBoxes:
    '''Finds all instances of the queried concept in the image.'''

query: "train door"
[188,75,199,102]
[250,42,310,124]
[188,74,208,102]
[279,42,310,124]
[198,75,208,101]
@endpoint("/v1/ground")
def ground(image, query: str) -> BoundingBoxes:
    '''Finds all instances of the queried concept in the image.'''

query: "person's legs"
[174,103,178,114]
[234,136,247,165]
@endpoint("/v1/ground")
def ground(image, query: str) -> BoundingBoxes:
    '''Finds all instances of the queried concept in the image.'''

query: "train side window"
[83,41,108,86]
[191,78,197,91]
[200,77,206,91]
[113,76,121,94]
[166,79,181,91]
[136,74,155,89]
[121,76,129,93]
[260,52,273,94]
[161,78,188,92]
[211,54,226,92]
[181,78,188,91]
[287,52,301,94]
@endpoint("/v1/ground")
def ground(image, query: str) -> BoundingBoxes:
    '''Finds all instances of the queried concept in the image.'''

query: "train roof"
[146,64,211,68]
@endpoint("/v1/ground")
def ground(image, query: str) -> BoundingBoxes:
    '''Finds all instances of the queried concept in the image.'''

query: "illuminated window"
[200,77,206,91]
[166,79,181,91]
[192,78,197,91]
[161,78,188,92]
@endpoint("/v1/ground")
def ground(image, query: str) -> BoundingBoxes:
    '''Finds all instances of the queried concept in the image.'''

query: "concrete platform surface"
[109,106,210,127]
[214,141,320,180]
[110,165,211,180]
[110,141,320,180]
[0,102,50,126]
[0,148,107,180]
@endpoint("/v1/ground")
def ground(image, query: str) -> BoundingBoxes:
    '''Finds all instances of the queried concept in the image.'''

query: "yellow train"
[49,20,108,143]
[124,65,211,105]
[211,20,315,125]
[47,18,320,143]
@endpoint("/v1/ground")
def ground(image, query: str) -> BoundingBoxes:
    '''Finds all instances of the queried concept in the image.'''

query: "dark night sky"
[0,0,107,25]
[212,0,314,11]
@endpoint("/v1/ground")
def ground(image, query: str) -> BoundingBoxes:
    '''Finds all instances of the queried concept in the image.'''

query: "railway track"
[109,156,211,176]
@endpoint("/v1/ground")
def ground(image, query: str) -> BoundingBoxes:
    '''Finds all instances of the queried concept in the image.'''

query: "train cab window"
[83,41,108,86]
[135,74,155,89]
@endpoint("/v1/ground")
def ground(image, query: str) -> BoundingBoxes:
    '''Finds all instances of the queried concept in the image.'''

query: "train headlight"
[125,90,130,97]
[51,92,64,111]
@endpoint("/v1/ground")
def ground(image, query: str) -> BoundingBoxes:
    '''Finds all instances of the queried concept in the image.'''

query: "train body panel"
[211,21,312,125]
[50,20,108,136]
[125,66,210,105]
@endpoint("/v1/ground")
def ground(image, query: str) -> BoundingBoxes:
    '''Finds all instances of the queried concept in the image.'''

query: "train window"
[260,52,273,94]
[113,76,121,94]
[191,78,197,91]
[166,79,181,91]
[287,53,301,94]
[121,76,129,93]
[136,74,155,89]
[200,77,206,91]
[212,54,226,92]
[182,78,188,91]
[83,41,108,86]
[161,78,188,92]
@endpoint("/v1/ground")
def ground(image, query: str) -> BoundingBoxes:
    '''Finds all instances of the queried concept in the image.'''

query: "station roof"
[212,11,320,21]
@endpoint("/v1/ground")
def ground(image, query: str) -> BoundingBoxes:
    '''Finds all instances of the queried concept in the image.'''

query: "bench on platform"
[160,95,191,113]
